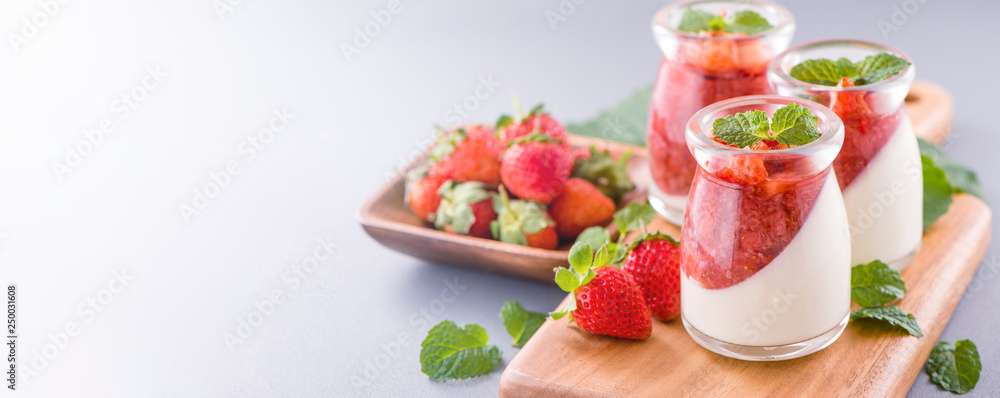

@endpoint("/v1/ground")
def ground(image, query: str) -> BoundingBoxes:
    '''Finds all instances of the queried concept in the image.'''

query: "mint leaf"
[613,203,656,237]
[566,85,650,146]
[724,10,772,35]
[770,103,820,146]
[500,301,546,348]
[854,53,911,85]
[677,8,716,33]
[420,321,502,382]
[835,57,858,80]
[575,226,610,248]
[789,59,848,86]
[850,306,923,337]
[922,154,954,230]
[711,109,771,148]
[927,340,982,394]
[919,138,987,202]
[851,260,906,307]
[571,147,635,203]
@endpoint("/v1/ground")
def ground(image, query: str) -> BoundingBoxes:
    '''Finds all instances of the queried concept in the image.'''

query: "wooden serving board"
[499,194,990,397]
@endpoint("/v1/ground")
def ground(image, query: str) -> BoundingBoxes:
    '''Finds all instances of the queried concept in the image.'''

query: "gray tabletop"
[1,0,997,397]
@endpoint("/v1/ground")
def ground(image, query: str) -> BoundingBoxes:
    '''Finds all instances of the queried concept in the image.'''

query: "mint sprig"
[919,138,986,202]
[790,53,911,86]
[851,260,906,307]
[927,340,982,394]
[711,103,820,148]
[849,306,923,337]
[500,301,546,348]
[420,320,502,382]
[677,8,772,35]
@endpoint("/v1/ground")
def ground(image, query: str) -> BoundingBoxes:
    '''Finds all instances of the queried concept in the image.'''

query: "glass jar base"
[682,313,849,361]
[883,244,920,272]
[647,175,687,226]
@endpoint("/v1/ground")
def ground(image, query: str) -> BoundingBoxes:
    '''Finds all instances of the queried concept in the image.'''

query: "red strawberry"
[622,233,681,322]
[405,166,448,223]
[434,181,497,239]
[551,244,652,340]
[500,133,572,204]
[428,125,503,187]
[548,178,615,239]
[831,76,871,120]
[491,187,558,250]
[497,104,570,150]
[714,155,767,185]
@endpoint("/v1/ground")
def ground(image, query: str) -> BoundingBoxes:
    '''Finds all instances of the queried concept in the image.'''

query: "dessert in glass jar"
[681,96,850,361]
[769,40,921,271]
[647,0,794,224]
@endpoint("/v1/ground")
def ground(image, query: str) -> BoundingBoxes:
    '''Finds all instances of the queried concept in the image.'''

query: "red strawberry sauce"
[831,95,905,190]
[648,52,772,196]
[681,158,830,290]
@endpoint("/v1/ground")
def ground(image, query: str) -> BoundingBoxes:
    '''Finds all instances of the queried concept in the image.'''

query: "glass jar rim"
[686,95,844,157]
[768,39,916,92]
[652,0,794,42]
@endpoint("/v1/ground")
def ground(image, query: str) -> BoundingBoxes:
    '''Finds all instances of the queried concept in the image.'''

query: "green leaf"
[854,53,911,85]
[549,309,569,320]
[918,138,987,202]
[420,321,502,382]
[575,226,610,248]
[770,103,820,146]
[571,147,635,203]
[566,85,651,146]
[496,114,514,130]
[567,243,593,274]
[711,109,771,148]
[927,340,982,394]
[922,154,954,230]
[677,8,716,33]
[723,10,772,35]
[606,242,626,264]
[500,301,546,348]
[554,268,581,292]
[851,260,906,307]
[835,57,858,80]
[527,103,545,117]
[613,203,656,237]
[593,245,610,267]
[580,267,597,286]
[789,58,848,86]
[850,306,923,337]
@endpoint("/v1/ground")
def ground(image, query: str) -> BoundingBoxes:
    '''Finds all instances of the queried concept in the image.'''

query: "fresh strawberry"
[497,104,570,150]
[491,187,558,250]
[622,233,681,322]
[405,165,448,223]
[434,181,497,239]
[831,77,871,120]
[500,132,572,204]
[428,125,503,187]
[548,178,615,239]
[571,146,635,203]
[550,243,652,340]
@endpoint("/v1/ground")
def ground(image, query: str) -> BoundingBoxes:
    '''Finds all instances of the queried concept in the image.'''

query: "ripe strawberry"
[622,233,681,322]
[491,187,558,250]
[405,165,448,223]
[571,146,635,203]
[714,155,767,185]
[434,181,497,239]
[428,125,503,187]
[500,133,572,204]
[497,104,570,150]
[548,178,615,239]
[551,243,652,340]
[831,76,871,120]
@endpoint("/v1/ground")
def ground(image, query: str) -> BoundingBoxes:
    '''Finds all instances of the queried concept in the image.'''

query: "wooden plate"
[357,80,953,283]
[499,194,990,397]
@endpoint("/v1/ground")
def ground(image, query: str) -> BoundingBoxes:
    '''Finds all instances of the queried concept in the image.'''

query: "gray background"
[0,0,997,397]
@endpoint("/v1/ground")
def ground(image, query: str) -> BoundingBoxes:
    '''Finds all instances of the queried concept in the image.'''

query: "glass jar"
[681,96,850,361]
[647,0,794,225]
[769,40,922,271]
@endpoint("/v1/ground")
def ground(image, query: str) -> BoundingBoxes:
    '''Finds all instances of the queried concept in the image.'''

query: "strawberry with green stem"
[496,100,570,150]
[622,232,682,322]
[548,178,616,240]
[571,146,635,203]
[550,242,652,340]
[491,186,559,250]
[434,181,498,239]
[405,164,449,223]
[428,125,503,188]
[499,132,573,204]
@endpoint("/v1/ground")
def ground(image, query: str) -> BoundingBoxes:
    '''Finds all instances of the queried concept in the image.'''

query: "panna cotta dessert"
[769,40,922,271]
[647,0,794,225]
[681,96,850,361]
